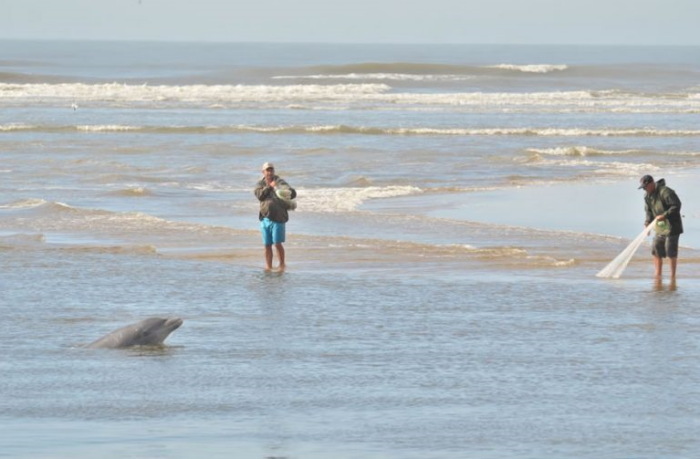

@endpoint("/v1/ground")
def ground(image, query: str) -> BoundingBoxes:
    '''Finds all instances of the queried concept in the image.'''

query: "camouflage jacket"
[644,178,683,235]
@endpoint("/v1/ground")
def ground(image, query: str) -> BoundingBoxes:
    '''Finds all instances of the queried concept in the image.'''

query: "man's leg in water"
[276,243,285,271]
[654,256,663,278]
[264,245,274,271]
[670,257,677,279]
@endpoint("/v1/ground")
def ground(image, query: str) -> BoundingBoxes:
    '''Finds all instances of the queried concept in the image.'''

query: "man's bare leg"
[654,256,663,278]
[264,245,274,271]
[669,257,677,279]
[275,243,286,271]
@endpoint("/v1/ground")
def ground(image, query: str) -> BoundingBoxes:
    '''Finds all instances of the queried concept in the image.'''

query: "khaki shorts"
[652,234,679,258]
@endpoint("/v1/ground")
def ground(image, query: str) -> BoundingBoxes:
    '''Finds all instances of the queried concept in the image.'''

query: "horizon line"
[0,37,699,48]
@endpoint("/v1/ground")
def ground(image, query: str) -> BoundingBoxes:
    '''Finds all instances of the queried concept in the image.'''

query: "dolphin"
[87,317,183,349]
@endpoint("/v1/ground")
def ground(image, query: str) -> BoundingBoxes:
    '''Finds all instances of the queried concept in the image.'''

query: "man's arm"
[644,199,654,226]
[255,180,273,201]
[661,189,682,219]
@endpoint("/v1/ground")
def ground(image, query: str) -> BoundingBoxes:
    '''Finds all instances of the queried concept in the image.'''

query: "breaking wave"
[4,124,700,137]
[77,125,142,132]
[0,82,391,103]
[527,147,700,158]
[0,198,51,209]
[1,83,698,114]
[526,147,644,157]
[487,64,569,73]
[275,62,569,77]
[299,186,423,213]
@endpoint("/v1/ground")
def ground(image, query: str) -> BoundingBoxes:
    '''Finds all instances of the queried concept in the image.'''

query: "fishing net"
[596,221,656,279]
[275,187,297,210]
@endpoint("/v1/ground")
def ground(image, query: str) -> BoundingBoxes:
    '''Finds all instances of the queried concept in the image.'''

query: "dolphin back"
[87,322,142,349]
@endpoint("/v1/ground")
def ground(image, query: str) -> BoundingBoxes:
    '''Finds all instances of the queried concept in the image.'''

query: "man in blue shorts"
[254,162,296,271]
[639,174,683,279]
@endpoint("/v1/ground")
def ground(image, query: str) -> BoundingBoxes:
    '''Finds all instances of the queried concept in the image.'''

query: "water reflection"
[653,277,678,293]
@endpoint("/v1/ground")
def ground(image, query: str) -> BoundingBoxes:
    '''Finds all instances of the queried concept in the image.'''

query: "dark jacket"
[644,178,683,235]
[254,175,297,223]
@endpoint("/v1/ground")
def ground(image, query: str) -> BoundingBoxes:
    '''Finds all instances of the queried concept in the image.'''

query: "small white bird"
[71,103,78,111]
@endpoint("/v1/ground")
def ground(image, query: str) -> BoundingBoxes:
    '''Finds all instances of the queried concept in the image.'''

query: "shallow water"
[3,249,700,459]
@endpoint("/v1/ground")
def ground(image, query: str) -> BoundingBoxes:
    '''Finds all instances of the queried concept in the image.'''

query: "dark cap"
[638,175,654,189]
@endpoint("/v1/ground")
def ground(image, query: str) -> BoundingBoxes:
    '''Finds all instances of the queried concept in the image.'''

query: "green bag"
[654,220,671,236]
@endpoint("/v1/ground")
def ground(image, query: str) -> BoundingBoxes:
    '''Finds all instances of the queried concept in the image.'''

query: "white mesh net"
[596,221,656,279]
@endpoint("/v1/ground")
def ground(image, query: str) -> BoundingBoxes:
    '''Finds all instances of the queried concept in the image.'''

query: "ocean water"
[2,41,700,458]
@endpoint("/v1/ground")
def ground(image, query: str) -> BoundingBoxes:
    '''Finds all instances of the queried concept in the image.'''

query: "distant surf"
[2,83,698,114]
[4,123,700,137]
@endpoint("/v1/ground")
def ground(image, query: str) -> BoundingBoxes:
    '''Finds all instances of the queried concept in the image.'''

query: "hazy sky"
[1,0,698,45]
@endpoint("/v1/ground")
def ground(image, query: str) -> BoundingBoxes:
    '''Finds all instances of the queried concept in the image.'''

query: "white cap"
[262,162,274,171]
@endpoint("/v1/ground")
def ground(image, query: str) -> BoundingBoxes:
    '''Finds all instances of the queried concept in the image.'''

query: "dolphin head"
[133,317,183,346]
[87,316,184,349]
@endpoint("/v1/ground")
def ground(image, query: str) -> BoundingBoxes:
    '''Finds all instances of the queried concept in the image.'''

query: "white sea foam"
[299,186,423,212]
[186,182,243,193]
[527,147,700,159]
[214,125,700,137]
[526,147,641,157]
[288,126,700,137]
[552,258,577,267]
[1,83,698,114]
[487,64,569,73]
[592,162,660,176]
[5,123,700,137]
[527,156,659,176]
[0,123,34,131]
[76,125,142,132]
[0,199,106,217]
[0,198,49,209]
[469,127,700,137]
[0,82,391,103]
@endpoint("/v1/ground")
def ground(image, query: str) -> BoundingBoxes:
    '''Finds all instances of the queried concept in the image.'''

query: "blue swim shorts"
[260,218,286,246]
